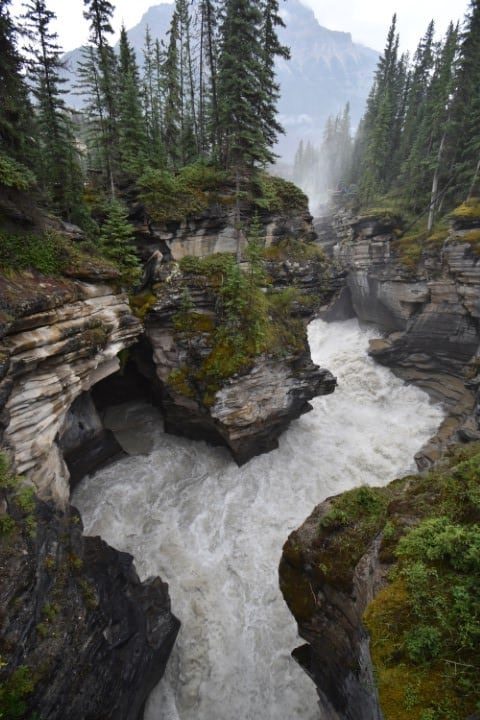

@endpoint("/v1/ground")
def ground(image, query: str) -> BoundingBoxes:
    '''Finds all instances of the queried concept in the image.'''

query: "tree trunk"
[235,169,243,263]
[467,153,480,201]
[428,130,447,232]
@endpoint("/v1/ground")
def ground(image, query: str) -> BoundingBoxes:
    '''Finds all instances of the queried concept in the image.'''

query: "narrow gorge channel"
[73,318,445,720]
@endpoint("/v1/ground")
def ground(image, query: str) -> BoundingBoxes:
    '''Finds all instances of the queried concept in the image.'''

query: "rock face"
[0,488,179,720]
[0,267,179,720]
[328,211,480,463]
[279,498,385,720]
[132,188,316,262]
[142,261,337,464]
[0,272,142,505]
[280,448,480,720]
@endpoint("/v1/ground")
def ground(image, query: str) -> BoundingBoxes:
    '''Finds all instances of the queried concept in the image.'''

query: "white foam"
[73,319,445,720]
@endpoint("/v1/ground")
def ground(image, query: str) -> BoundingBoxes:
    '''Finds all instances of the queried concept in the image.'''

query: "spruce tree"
[198,0,219,153]
[22,0,83,218]
[162,10,182,168]
[0,0,34,183]
[117,25,148,180]
[99,200,141,282]
[260,0,290,153]
[451,0,480,200]
[217,0,269,169]
[81,0,118,196]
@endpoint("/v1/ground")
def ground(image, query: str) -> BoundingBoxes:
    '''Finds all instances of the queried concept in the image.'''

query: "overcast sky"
[11,0,470,54]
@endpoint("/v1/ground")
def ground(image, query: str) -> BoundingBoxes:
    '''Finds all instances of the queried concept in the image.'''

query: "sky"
[10,0,470,54]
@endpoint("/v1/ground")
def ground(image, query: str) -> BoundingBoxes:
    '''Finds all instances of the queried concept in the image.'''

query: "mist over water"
[73,319,445,720]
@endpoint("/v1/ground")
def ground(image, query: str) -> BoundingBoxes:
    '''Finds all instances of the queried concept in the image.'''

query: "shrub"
[0,151,36,191]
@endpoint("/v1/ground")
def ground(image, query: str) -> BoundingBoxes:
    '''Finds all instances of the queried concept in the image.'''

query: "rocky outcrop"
[326,210,480,464]
[280,446,480,720]
[0,271,142,505]
[141,260,337,464]
[131,183,316,262]
[279,497,385,720]
[0,482,179,720]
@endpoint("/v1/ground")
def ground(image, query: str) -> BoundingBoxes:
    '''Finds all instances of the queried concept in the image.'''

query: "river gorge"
[73,318,445,720]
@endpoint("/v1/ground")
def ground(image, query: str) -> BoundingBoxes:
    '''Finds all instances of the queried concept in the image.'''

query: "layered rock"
[327,210,480,463]
[0,271,142,505]
[0,483,179,720]
[139,259,337,464]
[131,182,316,261]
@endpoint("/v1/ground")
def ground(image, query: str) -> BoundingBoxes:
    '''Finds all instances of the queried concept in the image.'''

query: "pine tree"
[99,200,141,282]
[176,0,199,162]
[260,0,290,153]
[81,0,118,196]
[0,0,34,182]
[22,0,83,217]
[198,0,219,153]
[217,0,269,169]
[357,15,404,201]
[451,0,480,200]
[162,10,182,168]
[117,25,148,180]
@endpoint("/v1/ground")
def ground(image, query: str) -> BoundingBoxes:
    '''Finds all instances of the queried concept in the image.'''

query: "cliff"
[131,241,339,465]
[0,233,179,717]
[326,204,480,465]
[279,444,480,720]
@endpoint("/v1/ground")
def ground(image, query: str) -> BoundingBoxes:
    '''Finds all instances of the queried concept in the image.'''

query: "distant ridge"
[62,0,378,161]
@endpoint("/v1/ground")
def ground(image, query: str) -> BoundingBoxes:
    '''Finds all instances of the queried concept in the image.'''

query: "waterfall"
[73,318,445,720]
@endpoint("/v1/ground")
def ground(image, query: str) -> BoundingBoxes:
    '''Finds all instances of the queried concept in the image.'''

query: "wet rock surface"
[326,210,480,463]
[142,263,337,465]
[0,489,179,720]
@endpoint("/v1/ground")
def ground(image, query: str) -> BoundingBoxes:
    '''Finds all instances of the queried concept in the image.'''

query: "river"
[73,318,445,720]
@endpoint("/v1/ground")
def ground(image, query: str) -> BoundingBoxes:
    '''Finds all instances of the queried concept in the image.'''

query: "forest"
[294,2,480,235]
[0,0,290,279]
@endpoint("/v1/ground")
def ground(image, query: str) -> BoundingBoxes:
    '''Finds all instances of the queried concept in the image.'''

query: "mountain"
[62,0,378,161]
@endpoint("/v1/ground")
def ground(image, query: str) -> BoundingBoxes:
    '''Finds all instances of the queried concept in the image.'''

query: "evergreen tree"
[117,25,148,179]
[22,0,83,217]
[217,0,269,169]
[260,0,290,153]
[0,0,34,179]
[198,0,219,153]
[81,0,118,196]
[162,10,182,168]
[451,0,480,200]
[356,15,405,200]
[99,200,141,281]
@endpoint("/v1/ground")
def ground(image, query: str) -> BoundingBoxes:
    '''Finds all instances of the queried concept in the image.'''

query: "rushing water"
[73,319,445,720]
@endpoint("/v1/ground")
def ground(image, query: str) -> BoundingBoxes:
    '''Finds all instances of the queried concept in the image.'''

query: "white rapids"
[73,318,445,720]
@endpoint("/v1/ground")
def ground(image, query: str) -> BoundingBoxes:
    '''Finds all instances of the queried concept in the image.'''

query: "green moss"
[0,151,36,191]
[129,291,157,321]
[82,325,108,353]
[451,198,480,220]
[363,446,480,720]
[168,367,196,399]
[252,173,308,213]
[0,665,35,719]
[138,162,228,223]
[461,229,480,254]
[179,253,236,278]
[263,238,326,262]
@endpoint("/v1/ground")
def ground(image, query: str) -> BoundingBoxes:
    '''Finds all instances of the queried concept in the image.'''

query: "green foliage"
[0,152,36,190]
[0,230,68,275]
[363,447,480,720]
[139,162,227,223]
[98,201,141,284]
[252,173,308,212]
[169,247,308,405]
[0,665,34,719]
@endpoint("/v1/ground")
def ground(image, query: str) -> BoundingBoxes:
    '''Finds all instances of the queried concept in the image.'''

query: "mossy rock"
[451,198,480,222]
